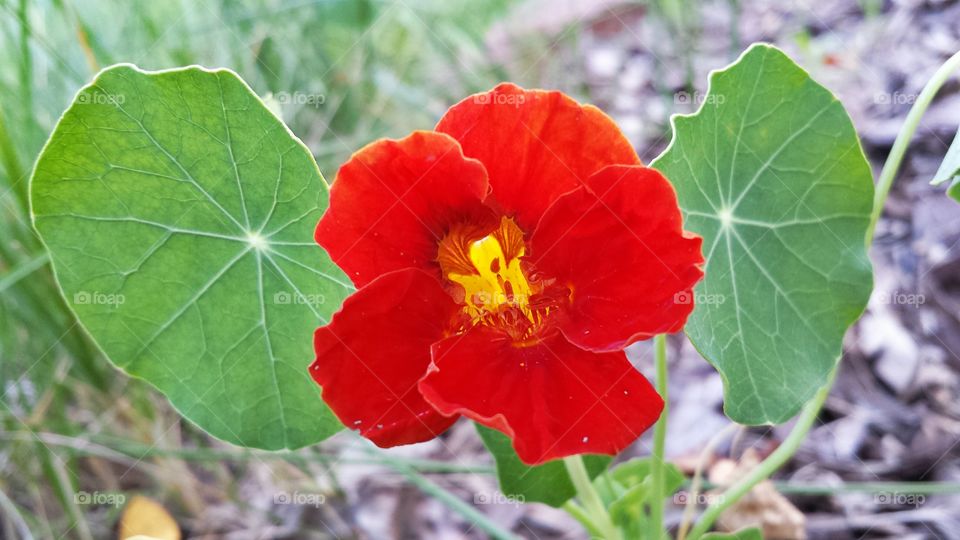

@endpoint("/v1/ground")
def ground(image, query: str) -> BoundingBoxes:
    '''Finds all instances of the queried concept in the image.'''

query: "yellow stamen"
[450,233,533,320]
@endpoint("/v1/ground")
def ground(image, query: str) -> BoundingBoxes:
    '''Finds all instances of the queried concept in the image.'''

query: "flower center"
[439,216,562,341]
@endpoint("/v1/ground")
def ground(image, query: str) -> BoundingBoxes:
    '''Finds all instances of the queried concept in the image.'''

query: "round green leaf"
[651,44,874,424]
[30,65,352,449]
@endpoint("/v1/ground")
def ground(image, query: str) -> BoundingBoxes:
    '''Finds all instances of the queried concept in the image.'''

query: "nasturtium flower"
[310,84,704,465]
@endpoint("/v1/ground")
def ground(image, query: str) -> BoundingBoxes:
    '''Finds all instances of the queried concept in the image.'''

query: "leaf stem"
[563,455,621,540]
[650,334,669,539]
[867,49,960,240]
[685,368,835,540]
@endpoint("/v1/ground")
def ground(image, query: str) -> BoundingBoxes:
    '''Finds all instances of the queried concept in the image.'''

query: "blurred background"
[2,0,960,538]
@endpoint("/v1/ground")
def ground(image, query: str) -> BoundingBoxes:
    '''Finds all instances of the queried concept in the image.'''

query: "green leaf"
[703,527,764,540]
[651,44,874,424]
[30,64,352,450]
[931,128,960,203]
[475,424,611,507]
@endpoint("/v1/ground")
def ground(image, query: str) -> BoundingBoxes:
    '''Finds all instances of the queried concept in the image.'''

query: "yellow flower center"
[448,224,534,322]
[438,216,560,341]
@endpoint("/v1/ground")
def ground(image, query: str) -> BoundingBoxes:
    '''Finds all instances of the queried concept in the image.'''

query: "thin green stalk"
[0,253,48,293]
[0,485,33,540]
[564,455,621,540]
[373,449,517,540]
[0,106,27,211]
[775,481,960,496]
[686,369,835,540]
[867,49,960,240]
[649,334,669,540]
[0,431,493,474]
[686,479,960,495]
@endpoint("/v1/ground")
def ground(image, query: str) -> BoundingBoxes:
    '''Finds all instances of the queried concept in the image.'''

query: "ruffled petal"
[419,327,663,465]
[436,83,640,232]
[530,165,704,351]
[315,131,494,288]
[311,269,460,447]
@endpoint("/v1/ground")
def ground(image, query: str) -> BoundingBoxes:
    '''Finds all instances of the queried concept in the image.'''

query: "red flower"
[311,84,704,465]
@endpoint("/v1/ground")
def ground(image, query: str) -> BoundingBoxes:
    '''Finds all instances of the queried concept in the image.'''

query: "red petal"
[436,83,640,232]
[315,131,493,288]
[311,269,460,447]
[530,165,704,351]
[420,327,663,465]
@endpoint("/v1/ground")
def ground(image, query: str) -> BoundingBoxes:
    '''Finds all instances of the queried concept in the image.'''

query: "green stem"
[867,49,960,240]
[686,369,835,540]
[649,334,669,539]
[0,253,48,293]
[564,455,620,540]
[0,431,493,474]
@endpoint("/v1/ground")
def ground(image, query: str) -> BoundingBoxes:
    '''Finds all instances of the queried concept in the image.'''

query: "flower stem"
[867,49,960,240]
[685,368,835,540]
[563,455,621,540]
[649,334,670,539]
